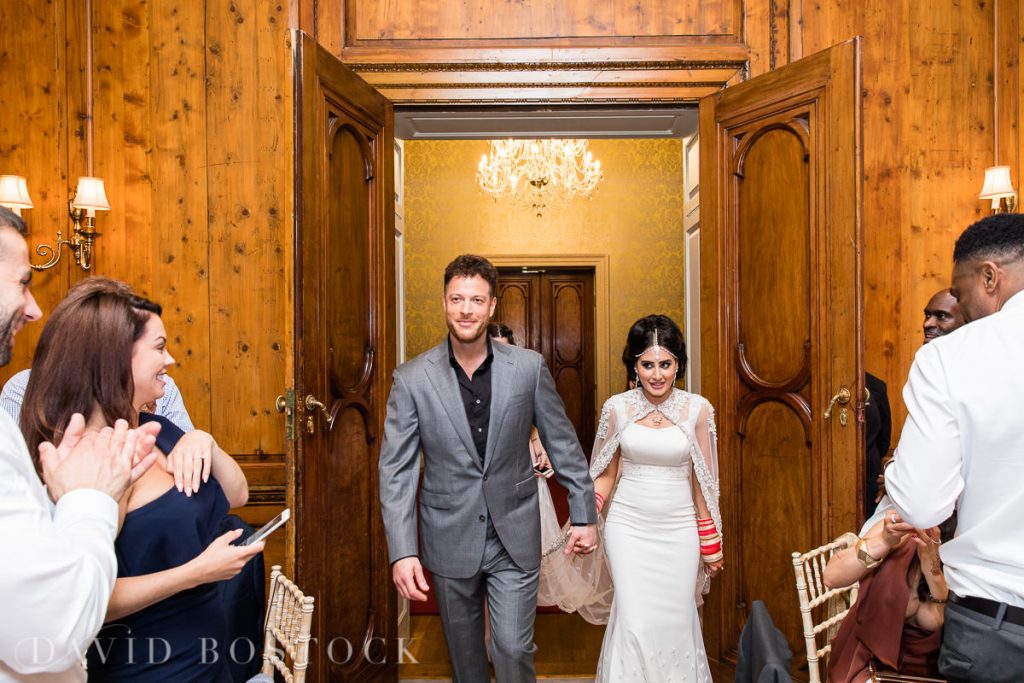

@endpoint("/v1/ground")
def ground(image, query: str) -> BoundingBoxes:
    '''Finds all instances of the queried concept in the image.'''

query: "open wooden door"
[293,30,397,682]
[699,39,863,666]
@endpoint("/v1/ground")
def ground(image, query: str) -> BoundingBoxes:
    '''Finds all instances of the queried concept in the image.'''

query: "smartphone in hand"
[242,508,291,546]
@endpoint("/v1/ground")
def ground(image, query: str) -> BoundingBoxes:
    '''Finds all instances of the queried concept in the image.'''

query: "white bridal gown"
[596,421,712,683]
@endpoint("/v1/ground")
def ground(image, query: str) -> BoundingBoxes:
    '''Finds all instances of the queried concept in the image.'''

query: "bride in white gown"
[539,315,723,682]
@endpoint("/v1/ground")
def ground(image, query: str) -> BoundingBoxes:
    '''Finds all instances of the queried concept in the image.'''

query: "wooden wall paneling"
[345,0,740,43]
[205,0,293,457]
[995,0,1021,186]
[742,0,795,77]
[0,0,72,379]
[145,0,214,429]
[856,0,910,426]
[89,0,150,291]
[792,1,1002,435]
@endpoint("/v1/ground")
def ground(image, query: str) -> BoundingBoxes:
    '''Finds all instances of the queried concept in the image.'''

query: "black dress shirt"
[448,337,494,463]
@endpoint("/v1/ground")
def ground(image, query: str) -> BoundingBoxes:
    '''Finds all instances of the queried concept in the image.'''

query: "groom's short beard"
[0,308,19,367]
[447,318,487,344]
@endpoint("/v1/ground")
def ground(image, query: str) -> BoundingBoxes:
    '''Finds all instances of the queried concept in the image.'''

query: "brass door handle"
[823,387,851,419]
[305,394,334,426]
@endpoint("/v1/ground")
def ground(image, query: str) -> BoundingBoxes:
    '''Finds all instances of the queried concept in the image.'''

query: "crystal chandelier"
[476,139,603,215]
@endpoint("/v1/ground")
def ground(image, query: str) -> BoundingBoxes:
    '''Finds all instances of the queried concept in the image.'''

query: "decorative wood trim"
[373,81,726,90]
[379,93,721,106]
[487,255,610,406]
[350,60,747,73]
[340,45,750,65]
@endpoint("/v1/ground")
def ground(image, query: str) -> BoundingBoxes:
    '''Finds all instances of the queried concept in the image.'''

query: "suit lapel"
[483,343,518,472]
[424,342,480,467]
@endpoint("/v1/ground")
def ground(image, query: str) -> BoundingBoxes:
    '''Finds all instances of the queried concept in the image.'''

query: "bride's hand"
[705,559,724,577]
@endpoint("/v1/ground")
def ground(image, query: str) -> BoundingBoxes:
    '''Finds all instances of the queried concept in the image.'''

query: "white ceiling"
[394,107,699,140]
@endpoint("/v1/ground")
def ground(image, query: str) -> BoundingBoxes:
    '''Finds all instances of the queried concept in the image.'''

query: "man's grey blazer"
[379,339,597,579]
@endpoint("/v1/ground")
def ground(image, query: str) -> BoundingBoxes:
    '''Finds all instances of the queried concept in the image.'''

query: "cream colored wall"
[403,138,686,403]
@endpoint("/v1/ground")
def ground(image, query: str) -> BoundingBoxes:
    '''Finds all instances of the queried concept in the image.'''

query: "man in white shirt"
[887,213,1024,682]
[0,369,194,432]
[0,206,160,682]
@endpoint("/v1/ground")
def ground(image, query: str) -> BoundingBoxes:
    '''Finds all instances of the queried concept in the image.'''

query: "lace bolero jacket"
[590,387,722,596]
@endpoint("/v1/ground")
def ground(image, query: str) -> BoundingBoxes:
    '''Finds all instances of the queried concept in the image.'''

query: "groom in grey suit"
[379,254,598,682]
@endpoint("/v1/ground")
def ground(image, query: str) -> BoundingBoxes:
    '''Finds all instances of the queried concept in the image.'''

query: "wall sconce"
[0,174,110,271]
[979,165,1017,214]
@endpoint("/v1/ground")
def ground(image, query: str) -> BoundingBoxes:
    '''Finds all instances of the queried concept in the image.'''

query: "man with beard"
[922,288,965,344]
[0,206,161,682]
[887,213,1024,681]
[379,254,597,682]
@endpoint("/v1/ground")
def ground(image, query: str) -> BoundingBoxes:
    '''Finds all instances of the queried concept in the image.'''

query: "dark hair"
[20,278,162,467]
[953,213,1024,264]
[444,254,498,297]
[621,315,687,389]
[487,322,516,345]
[0,206,28,236]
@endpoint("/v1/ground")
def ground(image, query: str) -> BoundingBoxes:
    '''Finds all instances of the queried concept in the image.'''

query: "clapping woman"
[20,278,262,681]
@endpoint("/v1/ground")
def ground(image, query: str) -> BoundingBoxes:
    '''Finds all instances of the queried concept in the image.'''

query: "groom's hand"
[392,557,430,601]
[565,524,598,556]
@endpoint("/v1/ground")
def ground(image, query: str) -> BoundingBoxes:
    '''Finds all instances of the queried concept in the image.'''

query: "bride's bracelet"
[702,550,724,564]
[595,492,605,513]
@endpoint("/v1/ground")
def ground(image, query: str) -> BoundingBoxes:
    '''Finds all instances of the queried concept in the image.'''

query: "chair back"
[791,534,859,683]
[261,565,315,683]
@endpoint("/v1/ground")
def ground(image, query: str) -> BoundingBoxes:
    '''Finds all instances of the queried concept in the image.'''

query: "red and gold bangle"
[702,550,724,564]
[595,492,605,513]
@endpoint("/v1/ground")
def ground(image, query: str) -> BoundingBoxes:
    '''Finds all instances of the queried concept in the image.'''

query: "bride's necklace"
[650,410,664,426]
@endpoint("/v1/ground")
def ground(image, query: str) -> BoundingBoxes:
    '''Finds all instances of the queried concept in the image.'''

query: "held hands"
[186,529,264,586]
[40,415,161,503]
[564,524,599,557]
[165,430,216,496]
[704,557,724,578]
[392,557,430,602]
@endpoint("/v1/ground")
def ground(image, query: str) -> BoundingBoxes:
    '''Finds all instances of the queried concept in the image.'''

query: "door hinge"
[275,388,297,441]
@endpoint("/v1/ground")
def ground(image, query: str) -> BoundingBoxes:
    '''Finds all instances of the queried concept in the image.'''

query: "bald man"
[922,288,965,343]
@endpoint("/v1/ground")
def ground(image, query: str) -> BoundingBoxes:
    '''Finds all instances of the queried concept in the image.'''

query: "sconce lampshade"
[979,166,1016,199]
[0,175,34,215]
[72,176,111,213]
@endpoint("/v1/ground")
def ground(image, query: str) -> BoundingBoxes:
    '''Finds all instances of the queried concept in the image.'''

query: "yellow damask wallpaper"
[403,138,686,403]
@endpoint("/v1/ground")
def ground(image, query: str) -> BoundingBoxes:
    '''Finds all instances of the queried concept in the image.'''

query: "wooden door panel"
[295,30,396,682]
[547,279,593,451]
[738,402,814,648]
[326,119,374,394]
[700,39,862,664]
[736,121,812,384]
[495,276,536,349]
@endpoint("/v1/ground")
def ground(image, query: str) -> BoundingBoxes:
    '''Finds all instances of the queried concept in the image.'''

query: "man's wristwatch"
[856,538,882,569]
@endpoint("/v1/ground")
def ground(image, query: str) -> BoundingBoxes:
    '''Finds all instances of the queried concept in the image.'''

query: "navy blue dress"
[87,414,232,682]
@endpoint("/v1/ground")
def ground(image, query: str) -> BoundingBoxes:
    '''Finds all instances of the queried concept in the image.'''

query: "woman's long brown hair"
[20,277,161,469]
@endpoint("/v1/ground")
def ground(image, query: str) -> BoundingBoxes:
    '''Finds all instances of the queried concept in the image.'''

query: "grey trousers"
[432,525,539,683]
[939,600,1024,682]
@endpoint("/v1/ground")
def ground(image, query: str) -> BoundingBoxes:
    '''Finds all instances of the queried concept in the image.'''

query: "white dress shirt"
[887,289,1024,607]
[0,369,194,432]
[0,411,119,682]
